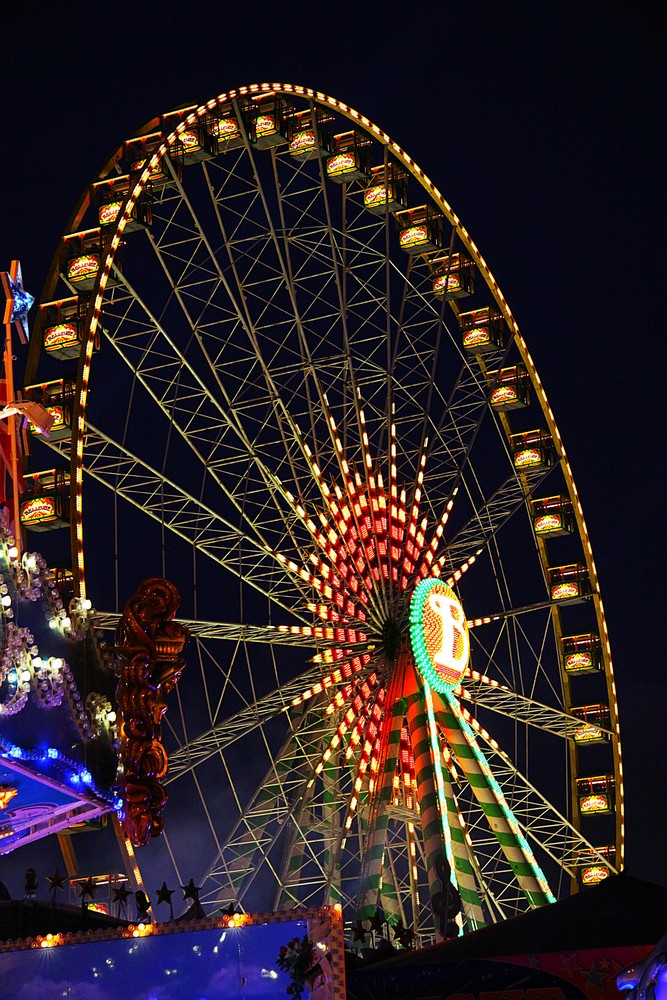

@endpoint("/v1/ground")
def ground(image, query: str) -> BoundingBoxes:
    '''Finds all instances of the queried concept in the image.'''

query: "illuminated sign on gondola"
[290,129,317,156]
[19,496,57,526]
[44,323,78,352]
[67,255,99,283]
[364,183,390,208]
[214,117,240,139]
[98,201,122,227]
[409,578,470,693]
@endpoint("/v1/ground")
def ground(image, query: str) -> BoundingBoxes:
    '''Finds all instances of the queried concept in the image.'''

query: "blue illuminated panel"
[0,919,308,999]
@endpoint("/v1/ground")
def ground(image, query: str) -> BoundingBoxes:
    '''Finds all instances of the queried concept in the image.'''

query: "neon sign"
[214,117,239,139]
[290,130,317,155]
[463,327,491,349]
[551,581,579,600]
[254,114,276,137]
[409,578,470,693]
[580,793,610,814]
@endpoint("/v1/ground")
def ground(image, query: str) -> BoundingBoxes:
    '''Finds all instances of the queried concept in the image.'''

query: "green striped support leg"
[439,690,555,908]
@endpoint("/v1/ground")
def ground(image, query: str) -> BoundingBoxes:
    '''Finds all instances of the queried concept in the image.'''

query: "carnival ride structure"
[4,84,623,944]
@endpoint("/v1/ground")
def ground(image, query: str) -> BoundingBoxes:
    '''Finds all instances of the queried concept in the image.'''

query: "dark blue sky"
[1,1,665,898]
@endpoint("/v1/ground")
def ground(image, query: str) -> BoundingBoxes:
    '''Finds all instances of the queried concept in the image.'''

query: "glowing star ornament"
[1,261,34,344]
[409,578,470,693]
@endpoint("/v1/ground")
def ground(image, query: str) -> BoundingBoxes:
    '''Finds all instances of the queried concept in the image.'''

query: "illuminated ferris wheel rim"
[70,80,622,816]
[26,82,624,930]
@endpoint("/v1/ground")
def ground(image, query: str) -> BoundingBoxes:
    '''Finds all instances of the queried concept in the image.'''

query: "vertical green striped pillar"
[406,689,449,934]
[356,699,404,922]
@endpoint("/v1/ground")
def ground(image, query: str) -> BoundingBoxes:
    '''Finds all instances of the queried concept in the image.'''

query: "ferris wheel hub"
[381,616,403,661]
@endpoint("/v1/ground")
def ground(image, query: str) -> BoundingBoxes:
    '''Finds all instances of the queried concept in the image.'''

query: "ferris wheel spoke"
[453,700,618,878]
[80,423,307,613]
[434,692,555,907]
[104,264,312,564]
[165,671,366,783]
[443,465,557,573]
[200,160,346,526]
[91,612,349,648]
[201,704,337,906]
[456,673,588,739]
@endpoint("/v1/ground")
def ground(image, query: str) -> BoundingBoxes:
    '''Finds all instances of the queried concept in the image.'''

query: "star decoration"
[112,883,132,905]
[45,869,67,896]
[79,877,96,902]
[221,902,237,917]
[181,878,201,903]
[352,920,367,943]
[1,261,33,344]
[392,919,407,942]
[156,881,175,906]
[584,963,607,990]
[368,908,385,934]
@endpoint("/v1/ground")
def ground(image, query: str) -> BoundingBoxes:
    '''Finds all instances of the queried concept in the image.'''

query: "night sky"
[1,1,665,902]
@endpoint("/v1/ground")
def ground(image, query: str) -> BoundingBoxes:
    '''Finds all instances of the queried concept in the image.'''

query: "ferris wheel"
[24,83,622,943]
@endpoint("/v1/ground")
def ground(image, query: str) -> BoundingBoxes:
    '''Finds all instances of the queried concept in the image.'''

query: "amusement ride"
[1,84,622,945]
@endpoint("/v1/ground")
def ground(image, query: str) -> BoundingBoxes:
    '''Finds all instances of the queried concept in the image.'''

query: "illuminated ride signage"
[409,577,470,693]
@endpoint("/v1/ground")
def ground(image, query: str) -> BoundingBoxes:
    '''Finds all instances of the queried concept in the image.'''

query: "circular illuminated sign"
[409,578,470,693]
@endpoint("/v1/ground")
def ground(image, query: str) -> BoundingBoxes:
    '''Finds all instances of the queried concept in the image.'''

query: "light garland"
[0,735,98,794]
